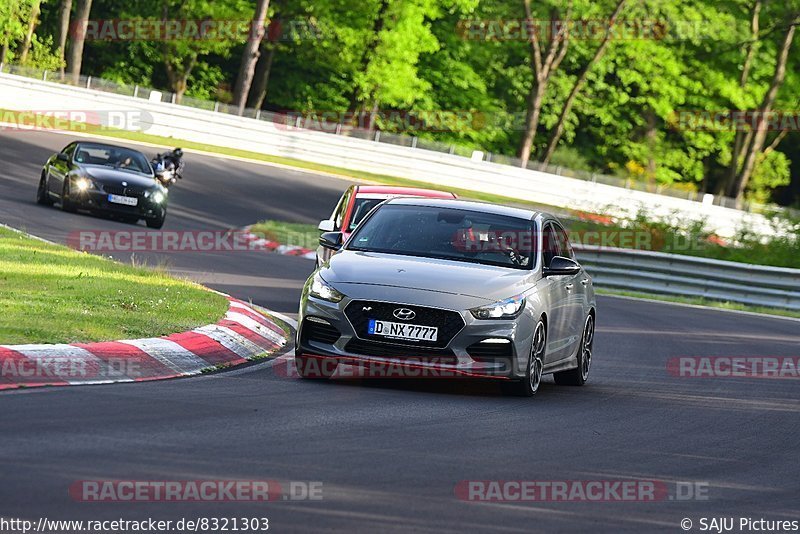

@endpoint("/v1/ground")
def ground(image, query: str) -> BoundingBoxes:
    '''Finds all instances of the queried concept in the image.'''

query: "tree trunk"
[19,0,42,65]
[66,0,92,84]
[717,0,762,196]
[539,0,626,168]
[517,82,547,168]
[246,43,276,110]
[231,0,271,116]
[165,53,197,105]
[730,15,798,203]
[57,0,73,77]
[349,0,390,112]
[516,1,572,168]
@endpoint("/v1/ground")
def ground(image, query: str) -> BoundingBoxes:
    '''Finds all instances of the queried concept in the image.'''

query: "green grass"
[597,288,800,320]
[249,220,320,250]
[0,226,230,344]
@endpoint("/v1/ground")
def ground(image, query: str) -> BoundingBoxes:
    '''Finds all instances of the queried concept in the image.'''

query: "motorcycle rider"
[162,148,184,179]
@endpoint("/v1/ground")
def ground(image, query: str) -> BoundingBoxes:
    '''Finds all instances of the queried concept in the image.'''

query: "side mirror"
[56,152,70,162]
[544,256,581,277]
[319,232,343,251]
[318,219,335,232]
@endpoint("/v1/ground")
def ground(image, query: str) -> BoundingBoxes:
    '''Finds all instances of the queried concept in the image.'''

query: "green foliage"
[14,0,800,205]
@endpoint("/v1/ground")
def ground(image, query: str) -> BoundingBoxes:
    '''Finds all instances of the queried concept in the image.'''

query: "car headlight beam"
[470,294,526,320]
[309,272,344,303]
[75,178,91,191]
[152,191,166,204]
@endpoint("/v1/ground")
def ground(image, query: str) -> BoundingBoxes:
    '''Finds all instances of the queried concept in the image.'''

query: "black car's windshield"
[74,143,152,175]
[348,204,535,270]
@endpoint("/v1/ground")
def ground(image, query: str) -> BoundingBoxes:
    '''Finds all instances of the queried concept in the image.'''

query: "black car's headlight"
[74,178,96,191]
[470,294,526,320]
[309,273,345,303]
[144,190,167,203]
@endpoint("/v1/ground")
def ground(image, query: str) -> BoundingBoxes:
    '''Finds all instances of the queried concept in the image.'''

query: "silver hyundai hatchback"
[296,198,596,396]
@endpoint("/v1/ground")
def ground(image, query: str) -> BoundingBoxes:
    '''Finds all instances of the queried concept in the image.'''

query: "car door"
[553,221,584,357]
[539,221,571,362]
[317,186,354,265]
[48,143,75,195]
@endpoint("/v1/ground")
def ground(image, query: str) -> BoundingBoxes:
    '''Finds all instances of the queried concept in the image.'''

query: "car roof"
[355,185,456,198]
[384,197,541,220]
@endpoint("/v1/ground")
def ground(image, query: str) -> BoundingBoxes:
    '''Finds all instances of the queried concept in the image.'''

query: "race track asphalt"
[1,130,798,533]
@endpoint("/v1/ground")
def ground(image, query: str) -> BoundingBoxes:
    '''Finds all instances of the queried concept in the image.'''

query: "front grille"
[102,184,146,197]
[344,300,465,349]
[345,339,458,365]
[301,319,341,345]
[467,341,514,371]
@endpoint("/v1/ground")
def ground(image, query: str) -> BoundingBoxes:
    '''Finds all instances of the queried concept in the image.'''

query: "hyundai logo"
[393,308,416,321]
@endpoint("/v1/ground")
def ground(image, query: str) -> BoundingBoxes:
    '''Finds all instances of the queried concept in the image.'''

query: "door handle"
[581,279,589,286]
[565,284,574,291]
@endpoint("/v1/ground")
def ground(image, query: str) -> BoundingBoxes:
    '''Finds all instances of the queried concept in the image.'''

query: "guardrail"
[574,245,800,311]
[0,71,784,239]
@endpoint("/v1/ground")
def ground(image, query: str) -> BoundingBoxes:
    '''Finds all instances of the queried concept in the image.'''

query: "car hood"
[83,167,157,188]
[321,251,533,303]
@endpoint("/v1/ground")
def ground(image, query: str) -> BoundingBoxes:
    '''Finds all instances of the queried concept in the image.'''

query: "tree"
[539,0,627,168]
[66,0,91,83]
[517,0,572,168]
[231,0,270,115]
[56,0,72,77]
[731,14,799,203]
[17,0,40,64]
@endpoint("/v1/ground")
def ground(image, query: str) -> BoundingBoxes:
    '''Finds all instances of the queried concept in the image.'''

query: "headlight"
[470,294,526,320]
[75,178,91,191]
[152,191,166,204]
[309,272,344,303]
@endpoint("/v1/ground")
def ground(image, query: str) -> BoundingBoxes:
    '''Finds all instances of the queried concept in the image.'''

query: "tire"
[36,172,53,206]
[61,181,77,213]
[504,319,546,397]
[554,314,594,386]
[146,216,165,229]
[295,353,338,379]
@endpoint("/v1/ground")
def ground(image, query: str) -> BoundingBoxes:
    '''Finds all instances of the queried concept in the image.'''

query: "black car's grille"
[301,319,341,345]
[344,300,465,349]
[467,341,514,371]
[102,184,147,197]
[344,339,458,365]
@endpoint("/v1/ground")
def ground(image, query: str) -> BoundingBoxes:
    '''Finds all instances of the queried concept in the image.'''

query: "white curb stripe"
[225,311,286,345]
[194,324,269,359]
[2,344,119,384]
[117,338,210,374]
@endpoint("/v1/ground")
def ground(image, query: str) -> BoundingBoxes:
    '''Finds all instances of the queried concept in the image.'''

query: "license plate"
[368,319,438,342]
[108,194,138,206]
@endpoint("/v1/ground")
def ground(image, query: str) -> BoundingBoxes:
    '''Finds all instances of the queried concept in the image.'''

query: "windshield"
[74,144,152,175]
[349,198,386,231]
[347,204,535,270]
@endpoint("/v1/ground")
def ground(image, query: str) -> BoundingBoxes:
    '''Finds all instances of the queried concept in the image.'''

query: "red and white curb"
[0,297,287,390]
[240,226,316,261]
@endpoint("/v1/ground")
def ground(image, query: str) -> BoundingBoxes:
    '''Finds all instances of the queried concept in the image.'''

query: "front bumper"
[69,189,166,220]
[297,293,536,380]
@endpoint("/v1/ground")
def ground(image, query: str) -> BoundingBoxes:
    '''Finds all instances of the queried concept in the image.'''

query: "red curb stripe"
[163,331,246,367]
[74,341,175,381]
[0,346,70,387]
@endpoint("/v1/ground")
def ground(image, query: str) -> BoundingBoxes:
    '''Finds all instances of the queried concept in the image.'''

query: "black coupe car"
[36,141,168,229]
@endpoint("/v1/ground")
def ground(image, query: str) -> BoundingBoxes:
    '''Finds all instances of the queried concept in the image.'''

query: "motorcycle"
[151,155,179,188]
